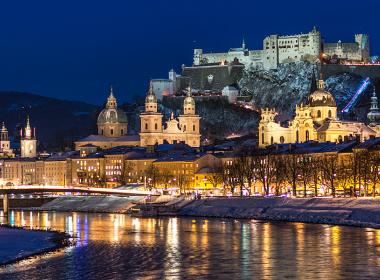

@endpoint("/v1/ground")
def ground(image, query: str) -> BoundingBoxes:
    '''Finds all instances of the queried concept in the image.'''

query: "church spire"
[106,85,117,108]
[318,73,325,90]
[368,85,380,126]
[242,37,246,49]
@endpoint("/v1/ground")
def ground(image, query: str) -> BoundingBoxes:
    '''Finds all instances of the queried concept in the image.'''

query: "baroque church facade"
[259,79,380,147]
[140,82,201,147]
[75,83,201,151]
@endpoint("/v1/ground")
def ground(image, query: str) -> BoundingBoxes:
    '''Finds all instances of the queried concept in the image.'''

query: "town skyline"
[0,0,379,105]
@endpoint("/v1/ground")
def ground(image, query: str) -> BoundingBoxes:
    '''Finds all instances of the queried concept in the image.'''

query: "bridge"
[0,185,158,215]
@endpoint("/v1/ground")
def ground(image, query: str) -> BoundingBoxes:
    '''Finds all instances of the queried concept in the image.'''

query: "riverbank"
[0,225,70,266]
[35,196,143,213]
[179,197,380,228]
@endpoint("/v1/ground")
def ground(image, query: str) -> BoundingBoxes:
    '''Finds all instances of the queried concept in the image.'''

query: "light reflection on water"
[1,210,380,279]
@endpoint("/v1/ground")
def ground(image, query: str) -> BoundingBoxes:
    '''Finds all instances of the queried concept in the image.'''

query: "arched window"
[296,130,299,143]
[155,123,158,130]
[121,129,124,135]
[317,110,321,118]
[145,123,148,130]
[270,136,274,144]
[101,129,104,135]
[262,133,264,144]
[280,136,285,143]
[110,129,114,135]
[328,110,332,118]
[306,130,309,141]
[193,125,196,131]
[183,125,186,132]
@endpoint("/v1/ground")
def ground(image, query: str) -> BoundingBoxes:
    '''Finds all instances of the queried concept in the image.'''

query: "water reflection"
[1,211,380,279]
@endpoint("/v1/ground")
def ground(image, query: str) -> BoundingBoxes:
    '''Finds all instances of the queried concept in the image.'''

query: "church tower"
[178,85,201,147]
[20,116,37,158]
[0,122,12,156]
[139,81,164,146]
[368,86,380,126]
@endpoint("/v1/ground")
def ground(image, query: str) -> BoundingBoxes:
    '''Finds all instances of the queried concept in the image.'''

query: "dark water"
[1,211,380,279]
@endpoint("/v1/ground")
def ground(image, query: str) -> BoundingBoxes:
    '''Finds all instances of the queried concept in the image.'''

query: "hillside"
[162,96,259,142]
[0,91,100,150]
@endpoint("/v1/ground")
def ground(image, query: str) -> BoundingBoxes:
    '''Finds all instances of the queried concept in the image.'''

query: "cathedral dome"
[97,87,128,125]
[97,108,128,125]
[308,89,336,107]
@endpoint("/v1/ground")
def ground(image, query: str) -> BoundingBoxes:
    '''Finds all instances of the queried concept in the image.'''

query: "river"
[1,210,380,279]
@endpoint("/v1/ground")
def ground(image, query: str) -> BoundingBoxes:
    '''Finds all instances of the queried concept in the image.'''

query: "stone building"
[323,34,369,62]
[259,78,379,147]
[140,83,201,147]
[75,87,140,150]
[193,28,369,71]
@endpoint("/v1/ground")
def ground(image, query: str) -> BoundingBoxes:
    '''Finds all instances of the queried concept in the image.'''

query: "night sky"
[0,0,379,105]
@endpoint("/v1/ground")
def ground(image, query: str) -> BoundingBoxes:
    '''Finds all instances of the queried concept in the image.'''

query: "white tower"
[139,81,163,147]
[368,86,380,126]
[178,84,201,147]
[21,116,37,158]
[0,122,12,155]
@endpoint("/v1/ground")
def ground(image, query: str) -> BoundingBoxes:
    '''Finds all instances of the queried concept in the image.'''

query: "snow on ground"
[37,196,144,213]
[0,227,59,265]
[180,197,380,228]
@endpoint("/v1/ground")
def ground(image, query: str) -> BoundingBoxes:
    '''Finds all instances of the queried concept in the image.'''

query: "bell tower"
[20,116,37,158]
[178,85,201,147]
[0,122,12,156]
[140,81,163,146]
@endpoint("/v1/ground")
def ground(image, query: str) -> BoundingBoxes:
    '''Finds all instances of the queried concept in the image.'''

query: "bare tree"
[310,156,322,197]
[254,154,276,195]
[205,164,224,190]
[144,164,160,190]
[284,153,300,197]
[320,153,339,197]
[298,154,313,197]
[221,162,239,195]
[272,155,286,195]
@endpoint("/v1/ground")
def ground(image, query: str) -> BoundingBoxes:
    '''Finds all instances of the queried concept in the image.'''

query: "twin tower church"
[75,83,201,150]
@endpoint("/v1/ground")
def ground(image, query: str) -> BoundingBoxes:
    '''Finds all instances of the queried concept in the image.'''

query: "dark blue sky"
[0,0,379,105]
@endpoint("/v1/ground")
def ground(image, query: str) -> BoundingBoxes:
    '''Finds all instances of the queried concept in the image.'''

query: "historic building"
[140,83,201,147]
[193,28,369,71]
[323,34,369,62]
[20,117,37,158]
[259,79,379,147]
[75,87,140,150]
[0,123,14,158]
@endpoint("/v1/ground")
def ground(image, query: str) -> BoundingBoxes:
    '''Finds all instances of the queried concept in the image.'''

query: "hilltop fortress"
[193,27,369,70]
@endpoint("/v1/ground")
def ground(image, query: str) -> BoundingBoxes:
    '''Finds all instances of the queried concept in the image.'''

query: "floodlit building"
[75,87,140,150]
[0,122,14,158]
[140,82,201,147]
[20,116,37,158]
[259,78,378,147]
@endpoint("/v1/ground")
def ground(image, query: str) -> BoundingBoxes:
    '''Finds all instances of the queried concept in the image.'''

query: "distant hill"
[0,91,100,151]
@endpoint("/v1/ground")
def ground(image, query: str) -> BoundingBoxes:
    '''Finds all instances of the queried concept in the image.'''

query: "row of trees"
[208,149,380,197]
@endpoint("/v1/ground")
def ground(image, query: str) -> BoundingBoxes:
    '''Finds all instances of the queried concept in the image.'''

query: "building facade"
[193,28,369,70]
[259,79,379,147]
[75,87,140,150]
[140,83,201,147]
